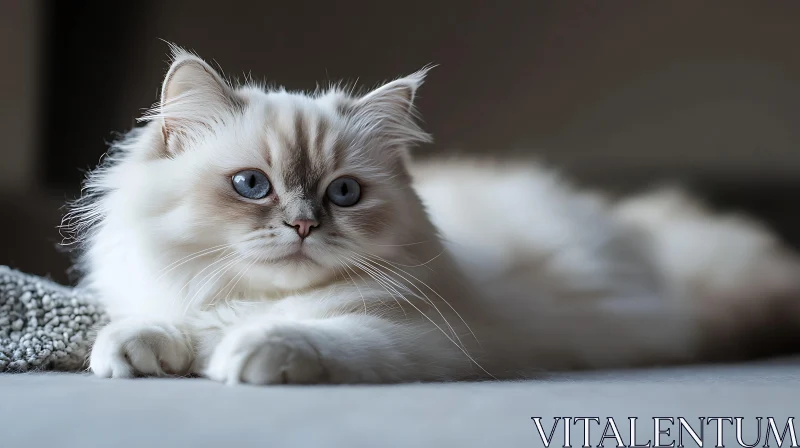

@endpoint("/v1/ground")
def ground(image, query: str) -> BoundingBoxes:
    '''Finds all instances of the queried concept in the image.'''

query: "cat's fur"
[64,47,800,384]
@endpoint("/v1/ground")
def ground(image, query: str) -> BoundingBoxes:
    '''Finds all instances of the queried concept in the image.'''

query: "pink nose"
[290,219,318,239]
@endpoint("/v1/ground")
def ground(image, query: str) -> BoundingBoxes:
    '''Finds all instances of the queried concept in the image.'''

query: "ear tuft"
[356,66,432,112]
[143,44,240,151]
[160,46,227,107]
[348,65,436,150]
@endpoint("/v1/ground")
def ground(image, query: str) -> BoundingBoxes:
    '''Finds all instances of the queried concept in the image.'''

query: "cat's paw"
[90,319,193,378]
[205,323,327,385]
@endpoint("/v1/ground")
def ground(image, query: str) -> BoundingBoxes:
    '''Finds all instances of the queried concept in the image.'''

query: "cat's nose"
[286,219,319,239]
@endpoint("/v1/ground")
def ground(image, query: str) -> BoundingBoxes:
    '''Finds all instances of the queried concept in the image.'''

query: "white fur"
[67,48,800,384]
[414,160,800,368]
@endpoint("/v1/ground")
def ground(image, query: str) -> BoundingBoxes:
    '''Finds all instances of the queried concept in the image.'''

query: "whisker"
[223,256,260,307]
[370,249,446,271]
[175,250,237,297]
[343,256,410,319]
[343,255,494,379]
[360,251,481,349]
[334,255,368,315]
[349,252,464,347]
[158,232,266,282]
[182,254,245,316]
[215,248,259,306]
[156,243,233,280]
[168,249,236,311]
[202,252,246,296]
[339,255,408,317]
[365,240,431,248]
[346,256,453,339]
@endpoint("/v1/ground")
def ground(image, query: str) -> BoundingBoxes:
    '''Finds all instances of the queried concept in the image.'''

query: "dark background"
[3,1,800,284]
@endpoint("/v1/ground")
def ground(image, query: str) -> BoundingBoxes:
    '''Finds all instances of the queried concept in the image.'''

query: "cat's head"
[74,47,437,293]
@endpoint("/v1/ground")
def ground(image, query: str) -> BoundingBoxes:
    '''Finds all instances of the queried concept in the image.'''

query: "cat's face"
[121,49,432,291]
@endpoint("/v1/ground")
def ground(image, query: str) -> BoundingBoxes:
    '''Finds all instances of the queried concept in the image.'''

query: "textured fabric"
[0,266,106,371]
[0,358,798,448]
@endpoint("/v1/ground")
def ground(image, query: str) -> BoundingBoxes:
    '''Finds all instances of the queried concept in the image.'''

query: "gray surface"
[1,357,798,448]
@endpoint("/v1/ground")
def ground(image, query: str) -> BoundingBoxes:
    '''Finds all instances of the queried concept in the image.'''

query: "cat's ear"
[348,67,434,150]
[152,46,240,150]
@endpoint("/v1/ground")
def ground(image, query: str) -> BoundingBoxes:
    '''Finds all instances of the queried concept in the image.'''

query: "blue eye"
[232,169,270,199]
[326,177,361,207]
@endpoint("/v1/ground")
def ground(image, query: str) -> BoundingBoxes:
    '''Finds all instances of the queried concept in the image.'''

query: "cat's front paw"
[205,323,327,385]
[90,319,193,378]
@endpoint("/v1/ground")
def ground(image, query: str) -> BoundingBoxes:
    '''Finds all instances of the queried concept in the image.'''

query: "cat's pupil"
[248,175,256,188]
[326,177,360,207]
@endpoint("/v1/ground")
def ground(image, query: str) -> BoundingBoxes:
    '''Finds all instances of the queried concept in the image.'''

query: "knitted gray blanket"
[0,266,107,372]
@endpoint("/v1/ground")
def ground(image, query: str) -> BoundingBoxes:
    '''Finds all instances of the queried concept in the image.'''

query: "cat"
[62,46,800,384]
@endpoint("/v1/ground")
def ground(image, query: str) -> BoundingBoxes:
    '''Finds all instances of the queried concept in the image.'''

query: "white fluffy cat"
[64,47,800,384]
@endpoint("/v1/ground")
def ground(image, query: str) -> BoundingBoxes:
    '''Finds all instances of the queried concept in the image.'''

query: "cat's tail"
[614,187,800,361]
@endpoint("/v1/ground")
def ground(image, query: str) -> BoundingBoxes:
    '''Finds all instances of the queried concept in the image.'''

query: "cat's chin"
[243,257,336,291]
[242,239,333,266]
[257,249,319,265]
